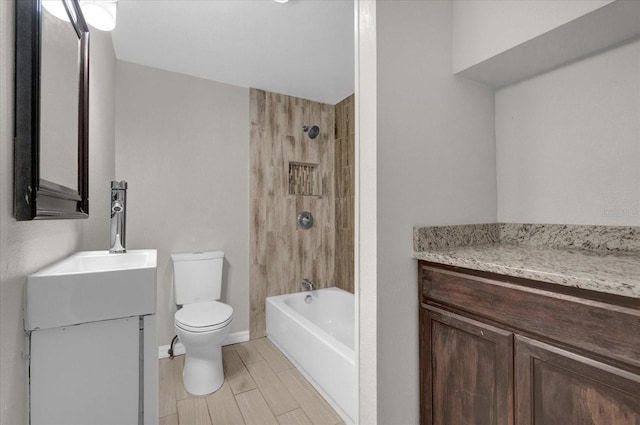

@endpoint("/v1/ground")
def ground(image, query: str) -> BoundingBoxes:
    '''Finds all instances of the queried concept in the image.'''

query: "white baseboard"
[224,330,250,346]
[158,330,250,359]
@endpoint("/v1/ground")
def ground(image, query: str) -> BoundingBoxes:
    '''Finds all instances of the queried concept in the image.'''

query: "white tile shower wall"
[114,61,250,347]
[496,39,640,226]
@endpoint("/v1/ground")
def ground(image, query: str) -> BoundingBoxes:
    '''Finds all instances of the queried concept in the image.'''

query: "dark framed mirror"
[14,0,90,220]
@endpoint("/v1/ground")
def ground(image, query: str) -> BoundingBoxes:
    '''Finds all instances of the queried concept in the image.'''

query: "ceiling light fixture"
[41,0,72,21]
[273,0,289,3]
[80,0,117,31]
[42,0,118,31]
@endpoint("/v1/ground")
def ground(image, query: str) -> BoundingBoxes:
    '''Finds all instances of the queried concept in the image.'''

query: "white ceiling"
[111,0,354,105]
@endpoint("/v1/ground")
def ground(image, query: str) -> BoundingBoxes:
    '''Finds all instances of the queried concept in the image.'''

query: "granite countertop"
[413,223,640,300]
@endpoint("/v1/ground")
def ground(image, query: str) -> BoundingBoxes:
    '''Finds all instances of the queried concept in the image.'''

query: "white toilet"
[171,251,233,396]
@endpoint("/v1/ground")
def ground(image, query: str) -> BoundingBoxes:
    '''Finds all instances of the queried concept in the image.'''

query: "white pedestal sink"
[26,250,158,425]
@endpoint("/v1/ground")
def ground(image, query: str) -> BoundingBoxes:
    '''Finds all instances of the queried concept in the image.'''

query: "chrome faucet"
[109,181,127,253]
[301,278,314,291]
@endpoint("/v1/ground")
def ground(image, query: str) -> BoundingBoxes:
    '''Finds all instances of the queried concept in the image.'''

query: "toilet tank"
[171,251,224,305]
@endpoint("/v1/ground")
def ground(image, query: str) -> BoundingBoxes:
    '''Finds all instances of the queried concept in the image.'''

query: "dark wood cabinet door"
[515,335,640,425]
[421,305,514,425]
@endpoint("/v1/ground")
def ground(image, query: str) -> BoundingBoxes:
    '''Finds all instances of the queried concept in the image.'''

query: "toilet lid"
[175,301,233,330]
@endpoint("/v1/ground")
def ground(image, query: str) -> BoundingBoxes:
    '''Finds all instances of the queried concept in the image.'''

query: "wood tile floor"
[159,337,345,425]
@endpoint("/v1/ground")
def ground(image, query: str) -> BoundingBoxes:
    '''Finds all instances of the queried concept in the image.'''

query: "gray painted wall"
[376,1,497,423]
[84,27,118,250]
[452,0,613,73]
[0,2,117,421]
[496,39,640,226]
[115,61,250,347]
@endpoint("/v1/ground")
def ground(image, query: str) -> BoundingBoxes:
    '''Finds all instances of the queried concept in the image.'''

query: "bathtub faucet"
[301,278,314,291]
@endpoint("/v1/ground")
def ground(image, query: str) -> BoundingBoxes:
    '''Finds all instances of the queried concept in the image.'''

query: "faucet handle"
[111,180,128,190]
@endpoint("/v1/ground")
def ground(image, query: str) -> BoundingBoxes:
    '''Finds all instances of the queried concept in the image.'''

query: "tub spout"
[301,278,314,291]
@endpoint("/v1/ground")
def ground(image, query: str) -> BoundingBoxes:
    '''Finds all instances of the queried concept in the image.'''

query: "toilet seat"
[175,301,233,333]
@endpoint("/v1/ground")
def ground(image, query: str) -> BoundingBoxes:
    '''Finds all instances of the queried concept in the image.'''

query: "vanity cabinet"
[514,336,640,424]
[419,262,640,425]
[420,305,513,425]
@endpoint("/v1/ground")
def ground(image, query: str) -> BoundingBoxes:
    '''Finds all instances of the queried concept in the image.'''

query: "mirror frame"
[14,0,90,220]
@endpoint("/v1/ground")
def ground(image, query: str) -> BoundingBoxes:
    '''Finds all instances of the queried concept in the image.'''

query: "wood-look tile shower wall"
[334,95,355,294]
[249,89,336,338]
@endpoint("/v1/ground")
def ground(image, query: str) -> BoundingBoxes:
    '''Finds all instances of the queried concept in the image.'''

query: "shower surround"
[334,95,355,294]
[250,89,336,338]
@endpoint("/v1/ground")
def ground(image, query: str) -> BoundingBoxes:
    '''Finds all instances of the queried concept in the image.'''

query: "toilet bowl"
[175,300,233,395]
[171,250,231,396]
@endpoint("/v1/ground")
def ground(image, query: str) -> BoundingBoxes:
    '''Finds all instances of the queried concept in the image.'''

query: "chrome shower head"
[303,125,320,139]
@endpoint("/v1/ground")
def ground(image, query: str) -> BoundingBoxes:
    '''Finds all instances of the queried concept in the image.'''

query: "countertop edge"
[413,249,640,300]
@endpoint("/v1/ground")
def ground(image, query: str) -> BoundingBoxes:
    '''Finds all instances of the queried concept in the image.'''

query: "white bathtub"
[266,287,355,424]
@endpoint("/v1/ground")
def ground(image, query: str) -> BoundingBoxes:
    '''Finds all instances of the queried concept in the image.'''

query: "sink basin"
[41,251,155,274]
[25,250,157,331]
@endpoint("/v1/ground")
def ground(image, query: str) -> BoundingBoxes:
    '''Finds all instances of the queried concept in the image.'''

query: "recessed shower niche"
[288,162,320,196]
